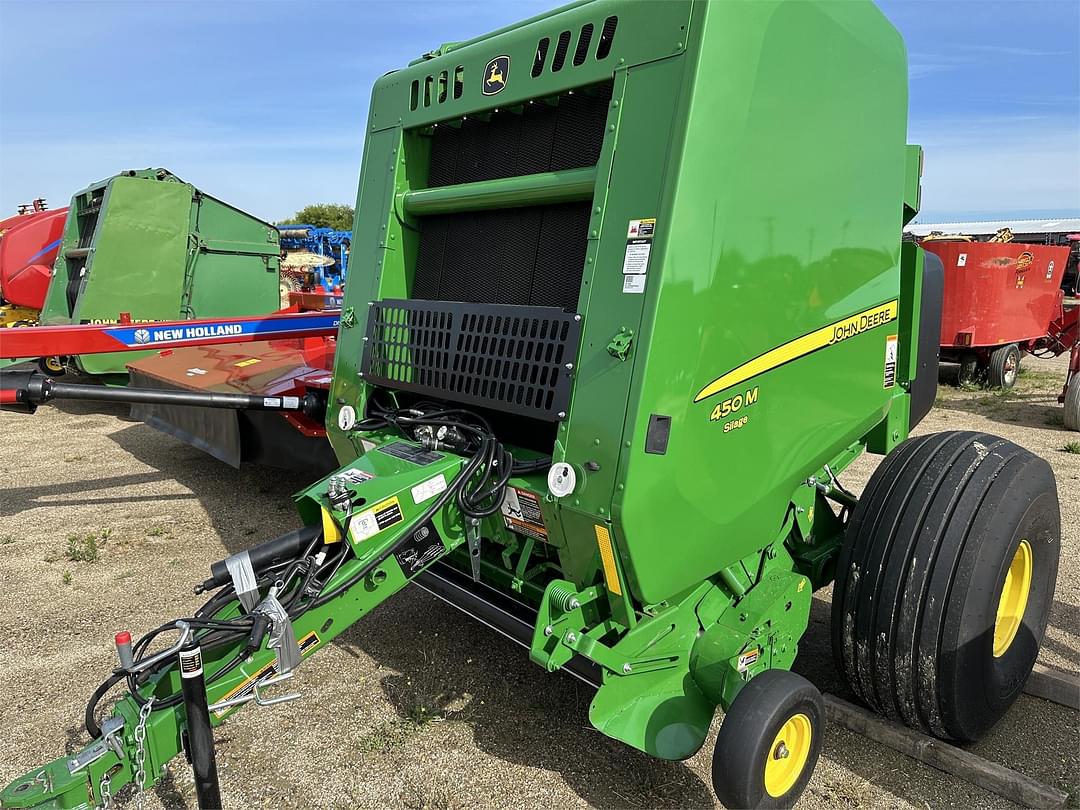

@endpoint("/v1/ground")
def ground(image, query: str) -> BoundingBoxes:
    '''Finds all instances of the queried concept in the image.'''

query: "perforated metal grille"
[361,299,581,421]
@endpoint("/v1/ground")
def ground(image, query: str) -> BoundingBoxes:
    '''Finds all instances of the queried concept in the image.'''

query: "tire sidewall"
[1065,379,1080,431]
[944,472,1059,739]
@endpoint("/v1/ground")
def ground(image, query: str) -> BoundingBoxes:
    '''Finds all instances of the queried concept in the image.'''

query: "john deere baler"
[3,2,1059,809]
[36,168,281,378]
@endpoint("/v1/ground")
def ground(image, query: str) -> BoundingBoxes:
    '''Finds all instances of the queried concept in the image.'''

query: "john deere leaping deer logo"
[483,55,510,96]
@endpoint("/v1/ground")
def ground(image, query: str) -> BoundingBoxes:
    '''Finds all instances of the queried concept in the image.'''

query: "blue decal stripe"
[102,315,340,348]
[21,238,63,265]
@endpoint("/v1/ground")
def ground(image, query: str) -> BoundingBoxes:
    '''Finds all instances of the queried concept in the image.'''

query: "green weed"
[0,535,16,545]
[62,571,73,585]
[1063,441,1080,455]
[65,530,110,563]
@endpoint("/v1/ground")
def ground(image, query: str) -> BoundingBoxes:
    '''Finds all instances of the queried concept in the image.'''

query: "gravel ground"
[0,354,1076,809]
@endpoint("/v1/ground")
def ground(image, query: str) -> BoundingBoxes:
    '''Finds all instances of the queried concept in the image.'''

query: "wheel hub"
[764,713,812,798]
[993,539,1032,657]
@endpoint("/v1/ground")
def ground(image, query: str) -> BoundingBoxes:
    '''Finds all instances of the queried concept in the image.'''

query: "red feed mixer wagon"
[922,240,1076,392]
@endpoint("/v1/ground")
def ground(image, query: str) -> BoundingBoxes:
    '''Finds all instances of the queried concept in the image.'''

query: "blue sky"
[1,1,1077,224]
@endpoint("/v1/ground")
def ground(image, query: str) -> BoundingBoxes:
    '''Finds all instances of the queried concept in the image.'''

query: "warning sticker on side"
[393,519,445,578]
[500,486,548,541]
[622,217,656,295]
[737,647,760,672]
[212,631,320,717]
[883,334,898,388]
[349,496,404,543]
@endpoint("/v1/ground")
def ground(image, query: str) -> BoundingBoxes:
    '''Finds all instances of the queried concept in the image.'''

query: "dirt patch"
[0,356,1076,809]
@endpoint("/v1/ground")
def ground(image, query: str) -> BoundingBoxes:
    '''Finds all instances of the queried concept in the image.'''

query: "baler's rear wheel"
[712,669,824,809]
[832,431,1059,742]
[987,343,1020,389]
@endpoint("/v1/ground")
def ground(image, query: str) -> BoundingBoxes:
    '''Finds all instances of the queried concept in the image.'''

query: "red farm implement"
[922,240,1075,390]
[0,200,67,326]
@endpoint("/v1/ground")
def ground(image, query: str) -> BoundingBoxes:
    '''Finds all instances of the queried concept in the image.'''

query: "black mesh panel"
[414,81,610,312]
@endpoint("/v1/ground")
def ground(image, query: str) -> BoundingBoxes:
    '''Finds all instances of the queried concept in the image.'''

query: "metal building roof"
[905,217,1080,237]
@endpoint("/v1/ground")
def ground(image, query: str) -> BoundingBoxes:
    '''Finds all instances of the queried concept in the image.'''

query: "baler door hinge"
[607,329,634,361]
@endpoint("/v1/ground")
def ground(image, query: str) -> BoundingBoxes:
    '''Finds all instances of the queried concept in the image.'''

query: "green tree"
[281,203,355,231]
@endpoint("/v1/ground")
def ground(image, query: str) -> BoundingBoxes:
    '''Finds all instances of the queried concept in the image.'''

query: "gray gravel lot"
[0,354,1076,809]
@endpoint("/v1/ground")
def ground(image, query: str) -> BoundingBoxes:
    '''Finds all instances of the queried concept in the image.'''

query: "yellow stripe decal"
[694,299,898,403]
[594,524,622,597]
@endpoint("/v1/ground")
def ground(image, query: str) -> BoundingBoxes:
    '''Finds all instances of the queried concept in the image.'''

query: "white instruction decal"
[957,253,967,267]
[883,334,898,389]
[411,473,447,505]
[622,217,656,295]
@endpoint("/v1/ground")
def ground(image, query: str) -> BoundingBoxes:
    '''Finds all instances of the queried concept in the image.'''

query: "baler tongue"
[2,436,472,810]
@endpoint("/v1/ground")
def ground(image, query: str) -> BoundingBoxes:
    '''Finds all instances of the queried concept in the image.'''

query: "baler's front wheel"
[711,669,824,809]
[832,431,1060,742]
[987,343,1020,389]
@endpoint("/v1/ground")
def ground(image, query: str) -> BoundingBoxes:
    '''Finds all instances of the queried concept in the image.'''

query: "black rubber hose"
[86,671,126,738]
[201,525,321,592]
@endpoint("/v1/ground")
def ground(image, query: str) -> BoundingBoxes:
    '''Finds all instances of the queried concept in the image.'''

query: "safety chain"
[98,770,113,810]
[134,697,155,810]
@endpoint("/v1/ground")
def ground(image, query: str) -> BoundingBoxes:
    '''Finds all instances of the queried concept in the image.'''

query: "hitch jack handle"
[207,671,300,712]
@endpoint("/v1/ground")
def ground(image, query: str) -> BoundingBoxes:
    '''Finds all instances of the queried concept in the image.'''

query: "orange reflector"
[594,524,622,596]
[321,507,343,544]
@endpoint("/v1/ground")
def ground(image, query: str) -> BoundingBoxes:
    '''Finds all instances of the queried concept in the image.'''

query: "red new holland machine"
[0,304,343,469]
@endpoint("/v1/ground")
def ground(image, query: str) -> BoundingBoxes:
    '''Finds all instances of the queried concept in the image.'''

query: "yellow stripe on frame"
[694,300,898,403]
[594,524,622,597]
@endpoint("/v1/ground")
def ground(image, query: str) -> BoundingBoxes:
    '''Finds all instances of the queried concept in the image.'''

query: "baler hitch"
[1,402,533,810]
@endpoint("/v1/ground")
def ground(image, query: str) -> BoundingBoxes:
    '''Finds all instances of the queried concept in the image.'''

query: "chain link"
[98,770,113,810]
[134,697,155,810]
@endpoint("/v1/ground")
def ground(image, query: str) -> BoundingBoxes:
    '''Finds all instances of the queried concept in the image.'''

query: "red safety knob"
[115,631,132,645]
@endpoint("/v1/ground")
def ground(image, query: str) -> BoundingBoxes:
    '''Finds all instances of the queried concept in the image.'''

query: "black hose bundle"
[85,400,536,737]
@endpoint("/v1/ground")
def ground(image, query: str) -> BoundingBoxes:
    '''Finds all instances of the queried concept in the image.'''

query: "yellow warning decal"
[212,631,320,717]
[694,299,898,403]
[321,507,343,544]
[234,358,261,367]
[595,524,622,597]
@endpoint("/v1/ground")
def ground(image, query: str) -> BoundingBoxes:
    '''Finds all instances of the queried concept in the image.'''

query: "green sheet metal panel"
[613,0,909,602]
[183,193,280,319]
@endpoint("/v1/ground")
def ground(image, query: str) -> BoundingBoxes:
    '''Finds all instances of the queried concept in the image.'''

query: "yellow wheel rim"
[763,712,812,798]
[993,540,1032,657]
[44,357,64,373]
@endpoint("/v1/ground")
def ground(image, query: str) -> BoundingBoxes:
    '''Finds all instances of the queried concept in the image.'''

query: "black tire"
[38,356,66,376]
[832,431,1059,742]
[957,352,980,386]
[987,343,1020,389]
[712,670,824,809]
[1064,376,1079,431]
